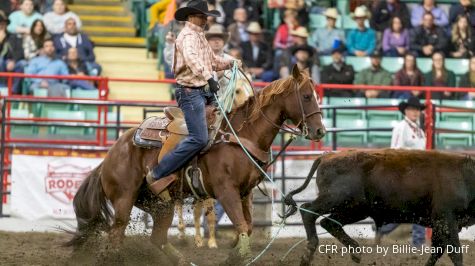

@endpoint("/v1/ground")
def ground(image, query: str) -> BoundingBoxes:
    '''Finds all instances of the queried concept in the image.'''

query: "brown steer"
[283,149,475,266]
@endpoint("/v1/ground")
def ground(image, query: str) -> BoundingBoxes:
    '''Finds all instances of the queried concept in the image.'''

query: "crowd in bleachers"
[0,0,100,96]
[149,0,475,101]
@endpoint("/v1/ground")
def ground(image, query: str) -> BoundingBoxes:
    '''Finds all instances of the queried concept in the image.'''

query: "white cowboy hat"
[290,26,309,38]
[323,8,338,20]
[351,5,371,20]
[205,24,229,42]
[246,22,263,34]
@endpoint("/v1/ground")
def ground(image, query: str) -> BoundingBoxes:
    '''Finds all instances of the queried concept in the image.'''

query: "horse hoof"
[194,237,204,248]
[207,239,218,249]
[299,253,313,266]
[351,253,362,263]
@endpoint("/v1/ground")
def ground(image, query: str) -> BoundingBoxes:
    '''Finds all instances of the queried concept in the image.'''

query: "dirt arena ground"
[1,229,474,266]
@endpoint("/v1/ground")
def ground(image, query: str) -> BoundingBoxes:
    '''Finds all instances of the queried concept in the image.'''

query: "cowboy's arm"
[182,35,213,80]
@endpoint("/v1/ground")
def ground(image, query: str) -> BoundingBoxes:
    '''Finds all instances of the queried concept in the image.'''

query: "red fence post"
[425,89,433,150]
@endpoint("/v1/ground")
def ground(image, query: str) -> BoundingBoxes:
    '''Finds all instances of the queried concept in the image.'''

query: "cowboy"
[376,96,427,247]
[147,0,240,200]
[347,5,376,57]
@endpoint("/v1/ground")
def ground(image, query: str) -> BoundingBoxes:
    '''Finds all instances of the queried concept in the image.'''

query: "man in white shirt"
[376,96,427,247]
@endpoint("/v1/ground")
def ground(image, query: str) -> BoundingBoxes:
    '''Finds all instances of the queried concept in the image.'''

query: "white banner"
[11,154,102,220]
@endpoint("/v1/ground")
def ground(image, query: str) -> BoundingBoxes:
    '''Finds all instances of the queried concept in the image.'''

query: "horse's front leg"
[242,192,253,237]
[216,188,252,265]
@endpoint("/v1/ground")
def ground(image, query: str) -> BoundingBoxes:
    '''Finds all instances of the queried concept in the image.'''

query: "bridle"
[246,72,323,138]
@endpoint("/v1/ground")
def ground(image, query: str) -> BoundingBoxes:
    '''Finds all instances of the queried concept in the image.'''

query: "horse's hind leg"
[109,193,137,249]
[193,200,204,247]
[320,212,367,263]
[204,198,218,248]
[175,201,186,240]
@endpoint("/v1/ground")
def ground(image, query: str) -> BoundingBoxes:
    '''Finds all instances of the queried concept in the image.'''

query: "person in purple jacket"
[382,16,410,57]
[53,17,101,76]
[411,0,448,27]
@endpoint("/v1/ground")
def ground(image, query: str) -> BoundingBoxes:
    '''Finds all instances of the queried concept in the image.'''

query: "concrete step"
[81,15,134,27]
[69,5,128,16]
[91,36,145,47]
[73,0,122,6]
[82,26,135,37]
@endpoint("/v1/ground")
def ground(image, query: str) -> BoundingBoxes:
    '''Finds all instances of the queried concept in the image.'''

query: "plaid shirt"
[173,22,233,87]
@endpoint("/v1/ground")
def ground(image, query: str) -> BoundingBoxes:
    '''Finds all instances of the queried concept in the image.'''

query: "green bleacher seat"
[47,110,86,136]
[328,97,366,120]
[335,119,367,146]
[321,118,333,146]
[366,98,401,122]
[440,99,475,108]
[446,58,469,76]
[437,120,473,148]
[71,89,99,113]
[416,58,432,73]
[345,56,371,72]
[337,0,349,14]
[319,55,332,66]
[0,87,8,96]
[33,88,48,97]
[10,109,34,136]
[381,57,404,73]
[85,111,123,139]
[439,100,475,122]
[309,14,327,29]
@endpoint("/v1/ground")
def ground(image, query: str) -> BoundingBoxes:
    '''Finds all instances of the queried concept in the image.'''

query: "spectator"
[450,14,475,58]
[43,0,81,35]
[241,22,275,81]
[273,9,299,51]
[382,16,410,57]
[25,38,70,96]
[411,0,448,28]
[393,53,425,99]
[284,0,308,26]
[320,47,355,97]
[148,0,174,30]
[310,8,345,55]
[0,10,25,94]
[457,55,475,99]
[354,51,392,98]
[221,0,260,28]
[280,44,320,84]
[0,1,13,16]
[7,0,42,35]
[22,19,48,61]
[370,0,411,32]
[409,12,448,57]
[53,17,101,76]
[65,47,96,91]
[424,52,458,100]
[347,5,376,56]
[227,8,249,49]
[449,0,475,29]
[280,27,318,80]
[376,96,427,248]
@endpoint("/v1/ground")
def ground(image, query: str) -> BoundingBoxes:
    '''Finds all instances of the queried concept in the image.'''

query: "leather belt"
[177,84,205,90]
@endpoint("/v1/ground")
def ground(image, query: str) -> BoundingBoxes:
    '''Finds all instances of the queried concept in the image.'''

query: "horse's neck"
[231,101,283,152]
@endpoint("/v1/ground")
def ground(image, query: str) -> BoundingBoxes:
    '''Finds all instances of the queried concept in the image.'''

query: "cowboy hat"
[291,44,315,57]
[174,0,221,22]
[290,26,309,38]
[398,96,426,114]
[351,5,371,19]
[246,22,263,34]
[323,8,339,20]
[205,24,229,42]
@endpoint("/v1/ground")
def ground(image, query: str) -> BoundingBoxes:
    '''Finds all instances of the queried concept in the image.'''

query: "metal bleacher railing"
[1,73,475,218]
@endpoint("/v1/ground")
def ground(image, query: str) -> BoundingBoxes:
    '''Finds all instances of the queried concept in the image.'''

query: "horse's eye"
[303,94,312,101]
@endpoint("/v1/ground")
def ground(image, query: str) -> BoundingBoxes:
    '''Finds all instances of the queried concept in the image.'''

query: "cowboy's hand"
[234,59,242,68]
[207,78,220,93]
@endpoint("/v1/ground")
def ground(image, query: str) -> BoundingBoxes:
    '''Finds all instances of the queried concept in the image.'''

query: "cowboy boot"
[146,171,177,202]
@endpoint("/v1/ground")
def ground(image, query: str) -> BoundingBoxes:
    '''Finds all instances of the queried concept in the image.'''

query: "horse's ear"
[291,64,302,80]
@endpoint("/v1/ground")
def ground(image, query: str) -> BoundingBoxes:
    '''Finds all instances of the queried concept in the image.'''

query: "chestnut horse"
[67,66,325,265]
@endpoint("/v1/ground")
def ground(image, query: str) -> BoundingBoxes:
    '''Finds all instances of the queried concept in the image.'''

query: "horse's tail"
[64,162,113,248]
[280,156,324,219]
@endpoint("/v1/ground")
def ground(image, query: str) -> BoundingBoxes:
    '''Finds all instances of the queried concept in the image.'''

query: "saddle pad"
[133,128,163,149]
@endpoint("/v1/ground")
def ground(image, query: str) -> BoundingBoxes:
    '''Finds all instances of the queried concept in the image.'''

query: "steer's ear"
[291,64,302,81]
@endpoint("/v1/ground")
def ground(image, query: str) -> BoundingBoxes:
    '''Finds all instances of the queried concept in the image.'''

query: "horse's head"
[281,65,326,141]
[233,78,253,109]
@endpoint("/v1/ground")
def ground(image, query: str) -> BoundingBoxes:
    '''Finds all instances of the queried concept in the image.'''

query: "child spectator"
[347,5,376,56]
[411,0,448,27]
[410,12,448,57]
[354,51,392,98]
[25,38,70,96]
[393,53,425,99]
[370,0,411,32]
[22,19,47,61]
[449,0,475,29]
[382,16,410,57]
[320,47,355,97]
[7,0,42,35]
[53,17,101,76]
[310,8,345,55]
[424,52,458,100]
[450,14,475,58]
[43,0,81,35]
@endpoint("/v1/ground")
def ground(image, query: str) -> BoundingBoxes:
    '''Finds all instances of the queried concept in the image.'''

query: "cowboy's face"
[189,13,208,28]
[326,17,336,27]
[208,36,224,53]
[405,107,421,123]
[355,17,366,27]
[249,32,260,43]
[21,0,34,16]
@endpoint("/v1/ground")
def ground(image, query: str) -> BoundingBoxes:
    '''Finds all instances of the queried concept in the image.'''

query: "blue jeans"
[379,223,426,247]
[152,86,212,179]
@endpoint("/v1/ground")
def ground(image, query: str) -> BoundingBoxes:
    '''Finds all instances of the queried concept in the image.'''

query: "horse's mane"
[246,77,295,122]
